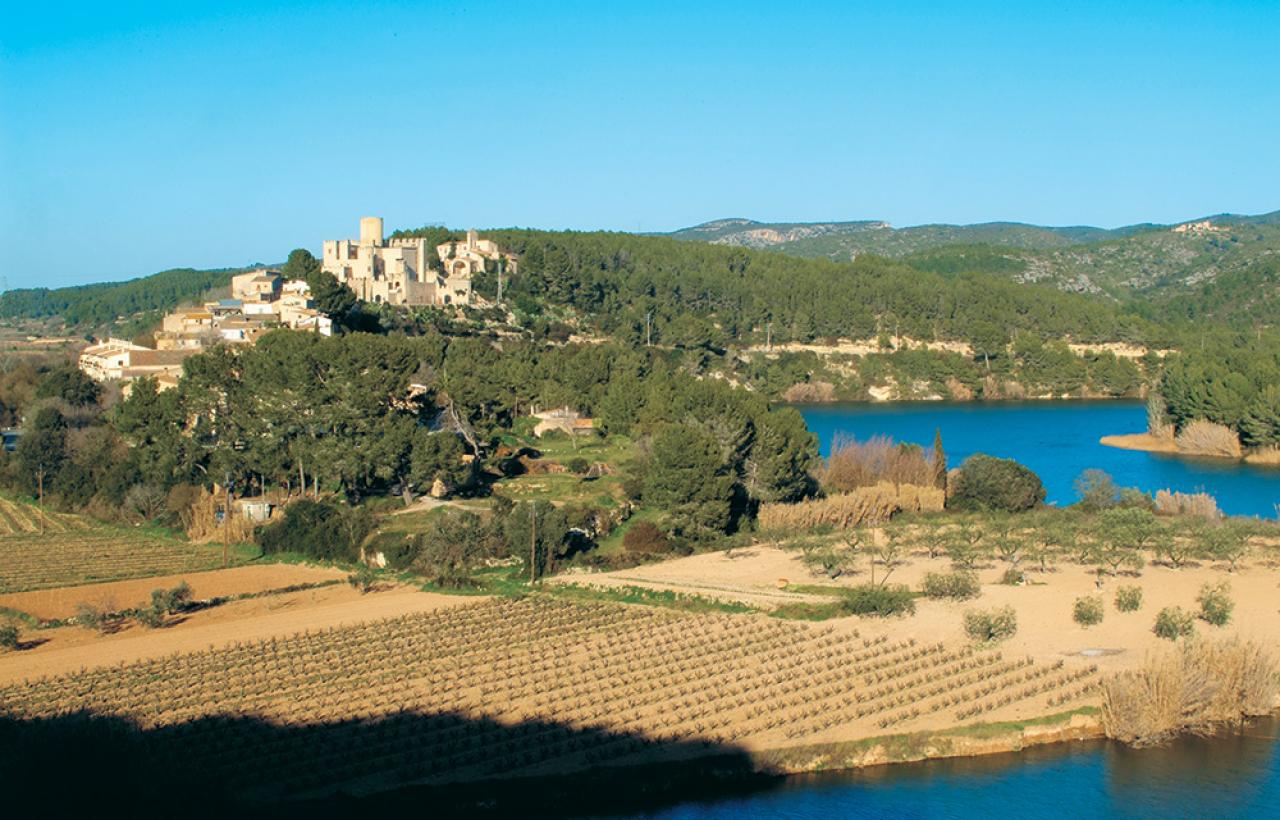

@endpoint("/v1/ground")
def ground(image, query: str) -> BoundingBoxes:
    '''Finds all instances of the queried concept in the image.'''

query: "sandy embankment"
[1099,433,1182,455]
[1101,432,1280,467]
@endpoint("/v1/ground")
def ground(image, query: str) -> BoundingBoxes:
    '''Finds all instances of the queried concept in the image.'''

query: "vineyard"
[0,527,243,594]
[0,598,1098,802]
[0,496,87,536]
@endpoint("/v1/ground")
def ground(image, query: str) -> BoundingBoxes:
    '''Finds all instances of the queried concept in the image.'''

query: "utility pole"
[36,465,44,535]
[766,321,773,352]
[497,258,504,305]
[529,504,537,585]
[645,310,653,347]
[223,474,232,569]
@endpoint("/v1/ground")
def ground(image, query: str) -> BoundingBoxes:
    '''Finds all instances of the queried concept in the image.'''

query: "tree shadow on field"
[0,709,781,819]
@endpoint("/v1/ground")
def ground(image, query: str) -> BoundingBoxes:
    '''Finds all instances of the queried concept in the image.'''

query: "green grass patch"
[770,601,846,621]
[548,583,758,615]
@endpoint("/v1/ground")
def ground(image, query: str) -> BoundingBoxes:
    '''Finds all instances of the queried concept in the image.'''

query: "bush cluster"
[1197,582,1234,626]
[1153,606,1196,640]
[258,500,374,562]
[948,455,1045,513]
[839,584,916,617]
[1073,595,1104,627]
[920,570,980,601]
[1114,585,1144,612]
[962,605,1018,642]
[623,521,673,555]
[0,623,19,651]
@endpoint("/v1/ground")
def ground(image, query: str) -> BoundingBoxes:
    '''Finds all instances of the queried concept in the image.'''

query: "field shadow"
[0,708,780,818]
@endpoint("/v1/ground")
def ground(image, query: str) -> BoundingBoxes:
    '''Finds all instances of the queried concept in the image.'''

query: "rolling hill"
[665,212,1280,323]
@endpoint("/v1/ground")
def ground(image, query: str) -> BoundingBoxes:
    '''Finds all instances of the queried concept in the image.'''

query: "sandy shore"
[1099,432,1182,455]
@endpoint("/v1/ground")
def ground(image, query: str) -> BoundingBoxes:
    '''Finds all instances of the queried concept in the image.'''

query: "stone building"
[321,217,511,307]
[321,217,438,306]
[231,269,282,302]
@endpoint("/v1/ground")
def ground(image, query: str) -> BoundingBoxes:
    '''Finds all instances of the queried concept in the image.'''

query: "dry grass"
[758,483,944,532]
[1245,446,1280,466]
[1101,638,1278,746]
[1153,489,1221,520]
[823,435,938,492]
[782,381,837,403]
[1175,421,1242,459]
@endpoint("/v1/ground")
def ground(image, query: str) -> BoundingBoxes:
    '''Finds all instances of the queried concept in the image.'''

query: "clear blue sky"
[2,1,1278,288]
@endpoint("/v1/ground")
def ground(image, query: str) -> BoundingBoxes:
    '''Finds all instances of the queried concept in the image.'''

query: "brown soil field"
[555,544,1280,677]
[0,563,349,621]
[0,585,477,685]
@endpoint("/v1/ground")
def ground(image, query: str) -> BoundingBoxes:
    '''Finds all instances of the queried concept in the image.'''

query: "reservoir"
[622,717,1280,820]
[795,400,1280,518]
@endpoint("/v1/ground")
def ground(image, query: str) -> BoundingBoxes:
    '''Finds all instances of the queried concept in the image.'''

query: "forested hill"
[666,212,1280,326]
[401,228,1170,349]
[0,265,261,328]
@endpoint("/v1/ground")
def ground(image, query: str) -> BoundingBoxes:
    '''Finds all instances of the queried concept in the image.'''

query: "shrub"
[963,605,1018,642]
[822,434,936,492]
[75,602,103,632]
[0,624,19,651]
[150,582,192,615]
[1197,581,1234,626]
[136,607,166,629]
[1073,595,1104,627]
[347,565,378,594]
[948,454,1046,513]
[1114,585,1143,612]
[623,521,672,554]
[1154,489,1220,520]
[999,567,1025,586]
[921,570,980,600]
[564,457,591,475]
[1175,420,1242,459]
[838,583,916,617]
[1153,606,1196,640]
[1074,469,1118,511]
[258,500,373,562]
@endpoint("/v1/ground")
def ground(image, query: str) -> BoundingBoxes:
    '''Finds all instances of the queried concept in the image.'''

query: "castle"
[321,217,512,307]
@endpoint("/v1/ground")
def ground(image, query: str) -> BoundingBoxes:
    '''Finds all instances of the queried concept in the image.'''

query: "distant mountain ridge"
[665,216,1183,254]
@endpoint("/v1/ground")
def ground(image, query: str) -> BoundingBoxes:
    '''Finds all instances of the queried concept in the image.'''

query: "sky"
[2,1,1279,288]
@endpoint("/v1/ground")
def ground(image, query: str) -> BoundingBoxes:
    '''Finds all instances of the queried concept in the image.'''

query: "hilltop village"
[76,218,513,392]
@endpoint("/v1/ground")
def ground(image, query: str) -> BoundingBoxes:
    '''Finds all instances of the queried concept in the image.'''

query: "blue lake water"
[621,718,1280,820]
[795,400,1280,518]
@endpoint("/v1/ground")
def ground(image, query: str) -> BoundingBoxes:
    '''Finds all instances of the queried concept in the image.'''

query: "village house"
[154,271,331,351]
[79,339,194,388]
